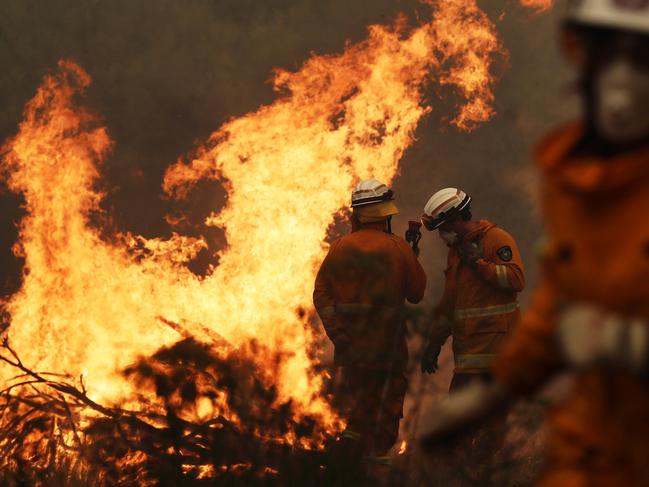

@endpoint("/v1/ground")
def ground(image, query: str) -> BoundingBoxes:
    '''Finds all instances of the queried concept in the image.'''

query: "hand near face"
[458,240,482,267]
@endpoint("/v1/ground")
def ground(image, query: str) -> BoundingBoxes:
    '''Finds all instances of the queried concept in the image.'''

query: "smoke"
[0,0,426,290]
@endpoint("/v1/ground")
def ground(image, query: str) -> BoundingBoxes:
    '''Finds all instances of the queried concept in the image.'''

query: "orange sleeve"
[474,228,525,293]
[491,280,563,395]
[397,238,427,304]
[313,241,347,343]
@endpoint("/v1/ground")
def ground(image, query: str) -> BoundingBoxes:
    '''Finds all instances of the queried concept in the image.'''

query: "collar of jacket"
[536,121,649,195]
[460,219,496,243]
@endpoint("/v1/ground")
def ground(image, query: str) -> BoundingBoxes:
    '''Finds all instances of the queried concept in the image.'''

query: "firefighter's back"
[326,228,414,306]
[322,227,424,367]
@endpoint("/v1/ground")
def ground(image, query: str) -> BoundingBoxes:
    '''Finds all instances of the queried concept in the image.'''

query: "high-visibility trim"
[455,353,497,370]
[495,265,510,289]
[453,301,519,320]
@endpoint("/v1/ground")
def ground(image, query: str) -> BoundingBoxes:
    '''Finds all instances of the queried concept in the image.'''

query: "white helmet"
[351,179,399,223]
[421,188,472,231]
[351,179,394,207]
[566,0,649,34]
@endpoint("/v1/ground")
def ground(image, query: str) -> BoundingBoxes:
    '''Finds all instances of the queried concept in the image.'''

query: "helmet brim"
[355,200,399,223]
[351,189,394,208]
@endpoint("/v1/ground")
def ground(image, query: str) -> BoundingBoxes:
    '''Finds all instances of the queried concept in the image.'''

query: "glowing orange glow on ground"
[1,1,505,443]
[398,440,408,455]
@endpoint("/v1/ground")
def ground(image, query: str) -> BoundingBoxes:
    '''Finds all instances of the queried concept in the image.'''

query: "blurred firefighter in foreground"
[420,188,525,482]
[419,1,649,485]
[313,179,426,463]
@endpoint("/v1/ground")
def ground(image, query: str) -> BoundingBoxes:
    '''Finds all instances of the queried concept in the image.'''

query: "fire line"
[0,0,542,445]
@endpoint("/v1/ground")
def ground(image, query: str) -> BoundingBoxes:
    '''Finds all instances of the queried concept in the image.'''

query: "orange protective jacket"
[492,123,649,486]
[313,226,427,369]
[431,220,525,373]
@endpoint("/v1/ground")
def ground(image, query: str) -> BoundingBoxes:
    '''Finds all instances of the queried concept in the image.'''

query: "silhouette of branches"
[0,336,330,486]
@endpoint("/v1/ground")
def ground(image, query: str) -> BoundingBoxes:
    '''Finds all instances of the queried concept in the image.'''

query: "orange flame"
[1,2,504,441]
[398,440,408,455]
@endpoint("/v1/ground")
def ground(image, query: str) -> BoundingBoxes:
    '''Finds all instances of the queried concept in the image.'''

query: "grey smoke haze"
[0,1,577,304]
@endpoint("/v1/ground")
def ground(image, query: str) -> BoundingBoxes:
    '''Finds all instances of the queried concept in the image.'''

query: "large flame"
[1,1,503,439]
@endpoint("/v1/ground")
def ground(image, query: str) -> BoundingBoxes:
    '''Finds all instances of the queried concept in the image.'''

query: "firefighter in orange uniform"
[313,179,426,462]
[419,1,649,485]
[420,187,525,388]
[419,188,524,482]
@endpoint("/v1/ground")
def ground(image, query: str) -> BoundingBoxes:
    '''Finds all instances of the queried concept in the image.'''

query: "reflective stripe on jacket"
[430,220,525,372]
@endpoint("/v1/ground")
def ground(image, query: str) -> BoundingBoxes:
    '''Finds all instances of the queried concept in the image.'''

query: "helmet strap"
[385,216,393,234]
[351,213,362,233]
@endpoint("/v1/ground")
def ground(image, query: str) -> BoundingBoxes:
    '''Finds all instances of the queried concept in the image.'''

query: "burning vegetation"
[0,336,331,486]
[0,1,549,485]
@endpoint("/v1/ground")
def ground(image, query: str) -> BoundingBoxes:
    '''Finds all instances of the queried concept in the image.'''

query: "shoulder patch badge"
[497,246,513,262]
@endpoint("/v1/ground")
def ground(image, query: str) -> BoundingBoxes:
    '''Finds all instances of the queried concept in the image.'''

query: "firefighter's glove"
[459,241,481,267]
[421,342,442,374]
[557,304,649,376]
[405,227,422,254]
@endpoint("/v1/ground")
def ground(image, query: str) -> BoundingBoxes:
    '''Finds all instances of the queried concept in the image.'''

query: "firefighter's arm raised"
[398,238,427,304]
[472,228,525,292]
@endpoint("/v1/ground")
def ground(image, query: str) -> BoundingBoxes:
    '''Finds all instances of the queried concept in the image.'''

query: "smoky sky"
[0,0,578,303]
